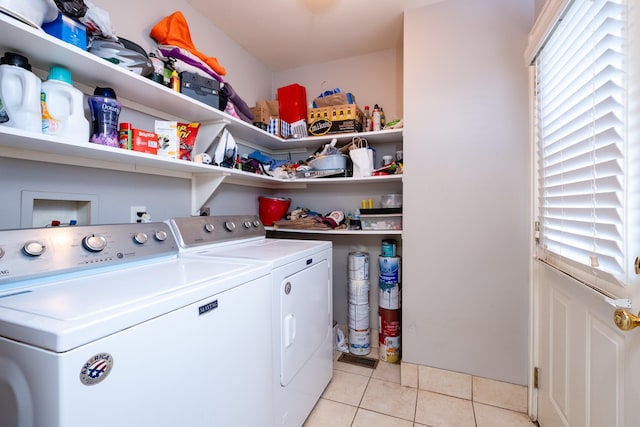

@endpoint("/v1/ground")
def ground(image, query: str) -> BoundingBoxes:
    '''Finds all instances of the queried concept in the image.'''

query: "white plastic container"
[0,0,58,28]
[0,52,42,133]
[349,328,371,356]
[41,66,89,142]
[348,279,370,305]
[348,303,369,330]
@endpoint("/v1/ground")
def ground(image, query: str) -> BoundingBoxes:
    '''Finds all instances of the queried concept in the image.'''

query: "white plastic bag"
[349,137,373,177]
[335,326,349,353]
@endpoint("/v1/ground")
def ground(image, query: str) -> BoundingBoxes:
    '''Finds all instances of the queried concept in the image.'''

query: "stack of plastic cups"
[378,239,401,363]
[348,252,370,355]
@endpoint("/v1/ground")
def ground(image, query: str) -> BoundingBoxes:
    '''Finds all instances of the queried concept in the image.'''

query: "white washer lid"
[0,257,270,352]
[186,238,331,268]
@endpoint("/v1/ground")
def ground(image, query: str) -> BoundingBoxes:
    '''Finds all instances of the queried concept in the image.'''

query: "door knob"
[613,309,640,331]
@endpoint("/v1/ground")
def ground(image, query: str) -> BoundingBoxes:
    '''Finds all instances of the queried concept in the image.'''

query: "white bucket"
[348,279,370,305]
[348,252,369,280]
[349,328,371,356]
[41,66,89,142]
[348,303,369,330]
[379,256,401,285]
[379,284,400,310]
[0,53,42,133]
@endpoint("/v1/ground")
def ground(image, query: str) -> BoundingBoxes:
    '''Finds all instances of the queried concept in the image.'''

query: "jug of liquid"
[0,52,42,133]
[41,66,89,142]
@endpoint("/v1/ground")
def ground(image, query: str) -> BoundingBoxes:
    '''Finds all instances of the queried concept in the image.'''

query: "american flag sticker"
[79,353,114,386]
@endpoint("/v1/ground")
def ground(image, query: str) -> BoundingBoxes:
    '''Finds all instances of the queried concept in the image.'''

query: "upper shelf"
[0,14,403,152]
[0,125,403,187]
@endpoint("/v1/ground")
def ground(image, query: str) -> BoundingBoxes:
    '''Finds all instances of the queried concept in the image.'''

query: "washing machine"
[169,215,333,427]
[0,222,273,427]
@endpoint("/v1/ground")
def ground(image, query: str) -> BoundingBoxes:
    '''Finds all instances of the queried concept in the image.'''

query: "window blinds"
[536,0,627,286]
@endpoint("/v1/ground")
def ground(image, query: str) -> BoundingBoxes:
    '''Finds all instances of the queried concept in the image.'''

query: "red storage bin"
[277,83,307,124]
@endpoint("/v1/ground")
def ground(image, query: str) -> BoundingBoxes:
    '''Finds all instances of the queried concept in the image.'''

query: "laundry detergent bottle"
[0,52,42,133]
[41,66,89,142]
[88,87,121,147]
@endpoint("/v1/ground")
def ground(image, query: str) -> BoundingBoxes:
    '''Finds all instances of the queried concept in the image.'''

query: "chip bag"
[177,122,200,161]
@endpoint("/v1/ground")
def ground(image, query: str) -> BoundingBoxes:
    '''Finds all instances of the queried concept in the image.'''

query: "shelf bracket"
[191,171,231,215]
[195,119,231,156]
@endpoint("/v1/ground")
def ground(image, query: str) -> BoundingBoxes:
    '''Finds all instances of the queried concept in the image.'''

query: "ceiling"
[184,0,444,71]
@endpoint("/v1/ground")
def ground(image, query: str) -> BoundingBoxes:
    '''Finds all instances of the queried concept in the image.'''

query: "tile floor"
[303,351,538,427]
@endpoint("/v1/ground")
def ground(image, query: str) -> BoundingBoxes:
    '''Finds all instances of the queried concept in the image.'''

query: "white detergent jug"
[41,66,89,142]
[0,52,42,133]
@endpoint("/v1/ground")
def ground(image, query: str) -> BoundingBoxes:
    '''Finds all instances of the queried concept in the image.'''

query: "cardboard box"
[307,104,363,136]
[155,121,178,159]
[251,100,279,125]
[251,100,294,137]
[42,13,87,50]
[132,129,159,155]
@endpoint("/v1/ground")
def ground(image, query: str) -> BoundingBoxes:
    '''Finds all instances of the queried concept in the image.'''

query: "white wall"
[272,48,403,123]
[403,0,533,385]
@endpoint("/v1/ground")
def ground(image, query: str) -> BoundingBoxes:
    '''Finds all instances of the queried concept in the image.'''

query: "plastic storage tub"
[360,208,402,230]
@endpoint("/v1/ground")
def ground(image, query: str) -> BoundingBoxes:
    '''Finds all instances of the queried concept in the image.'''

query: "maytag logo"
[0,269,9,276]
[198,299,218,315]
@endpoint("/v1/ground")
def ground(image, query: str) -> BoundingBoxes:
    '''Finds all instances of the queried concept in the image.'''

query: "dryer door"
[280,260,330,386]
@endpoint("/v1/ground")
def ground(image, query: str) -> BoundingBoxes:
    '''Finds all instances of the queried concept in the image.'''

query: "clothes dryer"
[169,215,333,427]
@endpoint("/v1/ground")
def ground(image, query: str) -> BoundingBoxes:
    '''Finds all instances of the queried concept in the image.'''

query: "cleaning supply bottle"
[380,107,386,129]
[372,104,381,131]
[88,87,121,147]
[0,52,42,133]
[363,105,371,133]
[170,70,180,92]
[41,66,89,142]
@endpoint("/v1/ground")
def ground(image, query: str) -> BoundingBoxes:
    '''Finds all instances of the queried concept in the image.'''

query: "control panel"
[0,222,178,285]
[169,215,265,248]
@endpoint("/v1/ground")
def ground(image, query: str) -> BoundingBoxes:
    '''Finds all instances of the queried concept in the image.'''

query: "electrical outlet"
[130,206,148,223]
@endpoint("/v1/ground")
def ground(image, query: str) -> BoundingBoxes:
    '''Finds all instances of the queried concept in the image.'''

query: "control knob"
[133,232,148,244]
[0,247,4,259]
[204,223,215,233]
[252,220,261,228]
[224,221,236,232]
[83,234,107,252]
[23,241,46,257]
[243,221,252,229]
[155,230,168,241]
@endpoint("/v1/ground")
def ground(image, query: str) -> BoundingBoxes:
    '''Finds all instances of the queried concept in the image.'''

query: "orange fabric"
[150,11,226,76]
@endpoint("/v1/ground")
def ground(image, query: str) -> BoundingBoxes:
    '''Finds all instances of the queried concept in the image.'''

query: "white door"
[533,262,640,426]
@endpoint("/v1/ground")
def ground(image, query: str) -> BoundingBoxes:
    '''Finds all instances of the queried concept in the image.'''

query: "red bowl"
[258,196,291,226]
